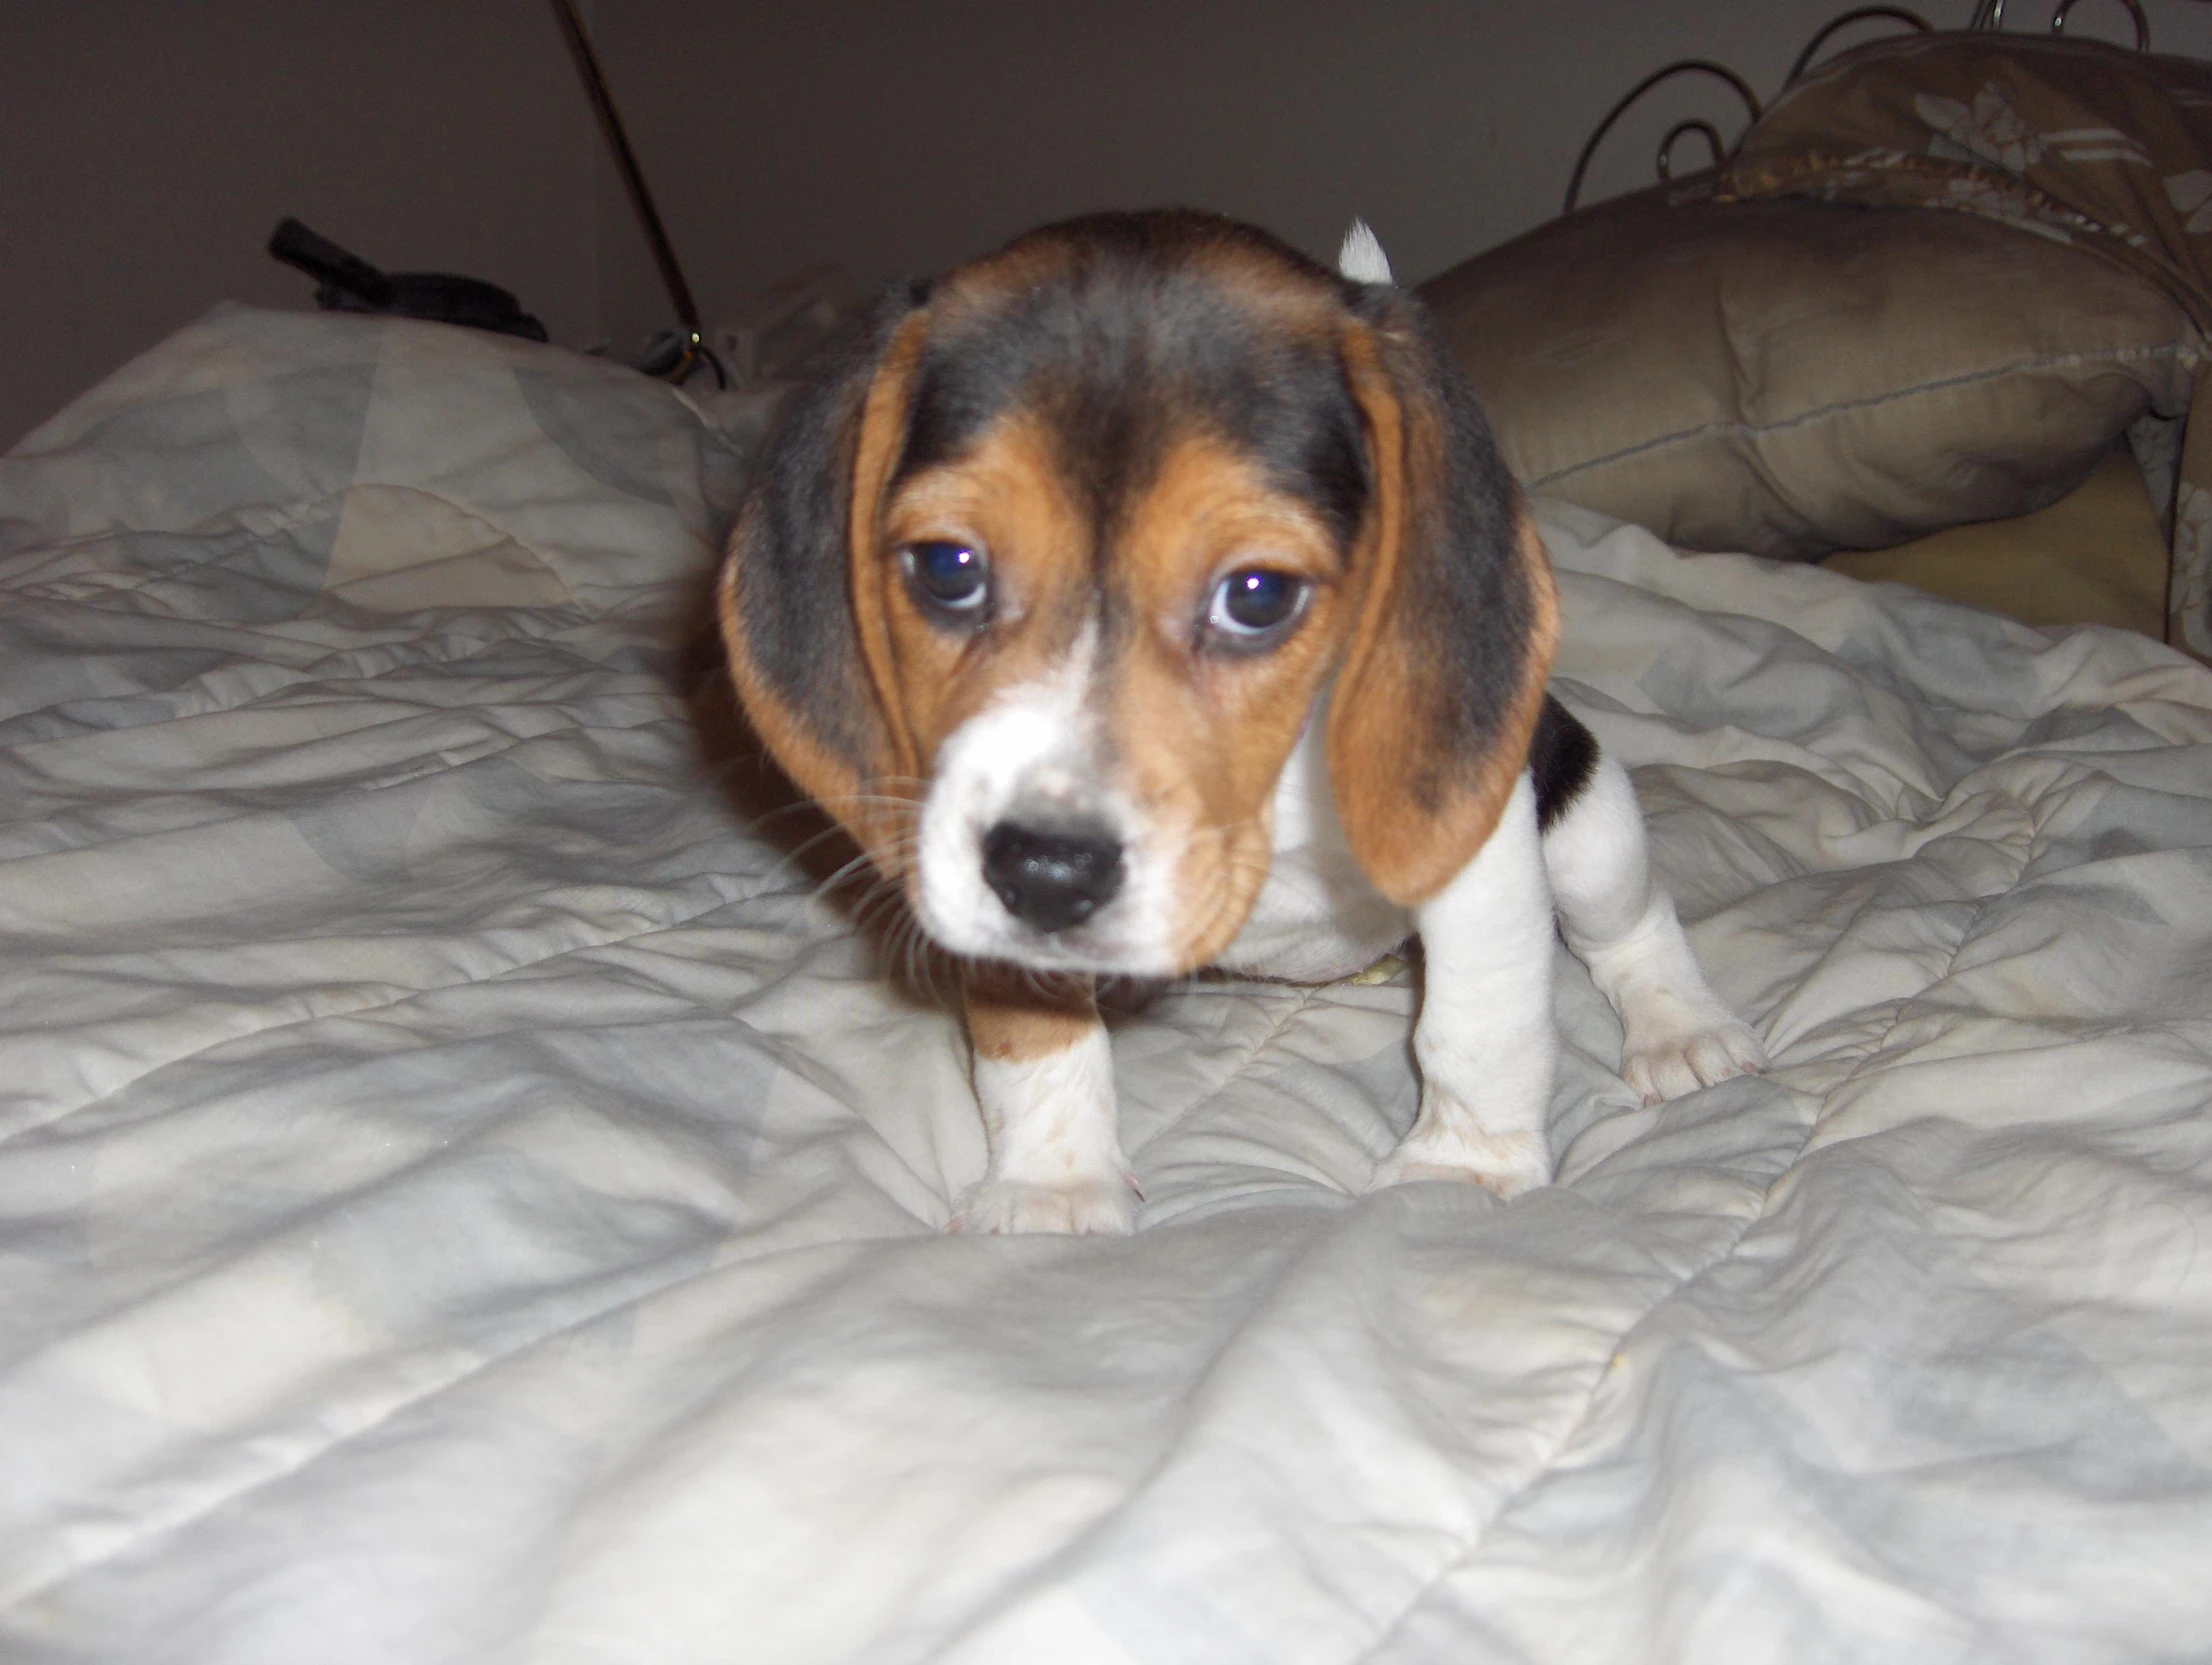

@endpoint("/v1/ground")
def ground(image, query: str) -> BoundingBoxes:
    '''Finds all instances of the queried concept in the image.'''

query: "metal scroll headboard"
[1970,0,2150,47]
[1561,61,1768,219]
[1563,0,2166,213]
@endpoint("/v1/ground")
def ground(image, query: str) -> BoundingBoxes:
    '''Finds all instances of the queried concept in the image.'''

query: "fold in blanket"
[1716,31,2212,658]
[6,305,2212,1662]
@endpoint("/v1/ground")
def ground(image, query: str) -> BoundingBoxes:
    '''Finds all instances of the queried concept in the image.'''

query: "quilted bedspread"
[3,307,2210,1664]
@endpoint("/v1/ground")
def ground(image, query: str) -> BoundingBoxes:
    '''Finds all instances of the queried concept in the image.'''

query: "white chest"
[1208,714,1412,984]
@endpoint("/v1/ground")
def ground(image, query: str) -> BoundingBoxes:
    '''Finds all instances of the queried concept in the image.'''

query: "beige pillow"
[1419,182,2197,560]
[1825,448,2167,637]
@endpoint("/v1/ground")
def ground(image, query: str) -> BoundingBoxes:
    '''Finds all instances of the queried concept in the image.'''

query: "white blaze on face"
[911,625,1179,973]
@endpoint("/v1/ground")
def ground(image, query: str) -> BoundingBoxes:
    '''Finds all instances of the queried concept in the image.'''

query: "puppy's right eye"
[903,540,990,617]
[1203,567,1309,649]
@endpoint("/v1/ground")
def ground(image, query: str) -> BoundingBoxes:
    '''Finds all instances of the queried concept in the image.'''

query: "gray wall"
[583,0,1987,355]
[1,0,597,449]
[8,0,2206,448]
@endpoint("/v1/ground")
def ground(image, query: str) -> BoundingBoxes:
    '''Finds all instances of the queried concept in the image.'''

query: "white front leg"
[1371,772,1558,1198]
[951,974,1137,1236]
[958,1025,1136,1235]
[1541,751,1768,1103]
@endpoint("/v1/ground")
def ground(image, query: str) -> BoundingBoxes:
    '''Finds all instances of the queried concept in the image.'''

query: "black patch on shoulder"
[1530,696,1599,833]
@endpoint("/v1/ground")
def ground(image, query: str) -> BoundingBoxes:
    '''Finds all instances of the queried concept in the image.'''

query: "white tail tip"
[1337,219,1393,285]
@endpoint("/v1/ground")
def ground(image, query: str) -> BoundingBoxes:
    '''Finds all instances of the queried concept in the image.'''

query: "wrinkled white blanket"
[3,307,2210,1665]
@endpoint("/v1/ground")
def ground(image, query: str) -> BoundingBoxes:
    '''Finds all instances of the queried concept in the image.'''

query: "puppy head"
[720,211,1556,977]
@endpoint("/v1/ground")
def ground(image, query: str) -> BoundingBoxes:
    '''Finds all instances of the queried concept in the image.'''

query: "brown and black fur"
[720,209,1580,925]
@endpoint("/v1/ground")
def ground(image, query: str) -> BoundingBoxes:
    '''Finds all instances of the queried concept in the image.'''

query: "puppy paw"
[950,1172,1138,1236]
[1622,994,1768,1105]
[1369,1127,1550,1199]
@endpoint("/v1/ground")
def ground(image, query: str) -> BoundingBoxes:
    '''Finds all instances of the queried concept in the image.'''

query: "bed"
[4,270,2210,1660]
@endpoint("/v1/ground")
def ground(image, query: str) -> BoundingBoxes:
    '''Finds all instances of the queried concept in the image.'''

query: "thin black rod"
[1785,7,1932,88]
[2051,0,2149,50]
[546,0,702,336]
[1656,118,1726,181]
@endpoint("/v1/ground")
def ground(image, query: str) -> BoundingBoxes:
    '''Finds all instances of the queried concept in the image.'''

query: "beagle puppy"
[719,210,1766,1235]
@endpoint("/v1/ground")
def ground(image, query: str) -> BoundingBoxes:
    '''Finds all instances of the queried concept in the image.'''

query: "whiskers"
[741,776,1302,1012]
[737,780,924,893]
[731,777,1054,1011]
[774,786,972,1009]
[1169,811,1282,968]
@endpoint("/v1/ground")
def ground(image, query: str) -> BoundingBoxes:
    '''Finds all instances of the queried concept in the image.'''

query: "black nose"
[981,819,1125,934]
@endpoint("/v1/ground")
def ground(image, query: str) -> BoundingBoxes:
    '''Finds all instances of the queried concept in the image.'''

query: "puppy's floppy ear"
[1328,290,1560,906]
[718,282,930,843]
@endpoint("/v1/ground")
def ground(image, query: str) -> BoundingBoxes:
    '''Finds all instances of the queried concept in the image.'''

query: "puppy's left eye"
[1206,568,1309,643]
[903,541,990,616]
